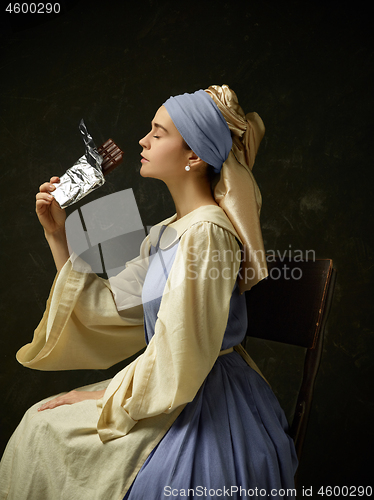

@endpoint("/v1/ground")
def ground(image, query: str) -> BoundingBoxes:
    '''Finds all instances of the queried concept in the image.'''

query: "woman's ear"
[188,152,207,170]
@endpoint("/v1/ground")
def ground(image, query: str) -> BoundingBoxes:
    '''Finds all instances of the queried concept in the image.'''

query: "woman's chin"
[140,165,161,180]
[140,165,151,177]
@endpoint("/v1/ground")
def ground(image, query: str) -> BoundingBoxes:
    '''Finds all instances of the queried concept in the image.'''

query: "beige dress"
[0,205,264,500]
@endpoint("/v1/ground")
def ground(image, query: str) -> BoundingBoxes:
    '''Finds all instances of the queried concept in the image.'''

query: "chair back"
[245,257,336,459]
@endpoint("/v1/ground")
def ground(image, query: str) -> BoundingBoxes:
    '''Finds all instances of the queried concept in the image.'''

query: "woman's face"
[139,106,191,181]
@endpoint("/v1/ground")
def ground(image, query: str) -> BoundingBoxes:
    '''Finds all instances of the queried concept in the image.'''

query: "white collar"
[149,205,242,250]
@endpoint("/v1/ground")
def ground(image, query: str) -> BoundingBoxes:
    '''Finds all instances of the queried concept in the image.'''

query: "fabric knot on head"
[204,85,264,172]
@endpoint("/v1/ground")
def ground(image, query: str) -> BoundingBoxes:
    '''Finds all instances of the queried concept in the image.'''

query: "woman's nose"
[139,133,149,149]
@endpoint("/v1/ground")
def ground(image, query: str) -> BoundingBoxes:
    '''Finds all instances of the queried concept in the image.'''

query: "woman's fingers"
[36,192,54,201]
[35,193,54,213]
[38,176,59,194]
[35,177,66,237]
[39,181,57,193]
[38,392,76,411]
[37,390,103,411]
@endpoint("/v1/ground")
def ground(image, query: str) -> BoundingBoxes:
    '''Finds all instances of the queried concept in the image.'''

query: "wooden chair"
[244,258,337,461]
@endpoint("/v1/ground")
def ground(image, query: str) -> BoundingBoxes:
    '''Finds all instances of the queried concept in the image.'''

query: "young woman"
[0,85,298,499]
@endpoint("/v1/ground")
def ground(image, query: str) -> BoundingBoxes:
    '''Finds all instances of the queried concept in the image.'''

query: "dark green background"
[0,0,373,494]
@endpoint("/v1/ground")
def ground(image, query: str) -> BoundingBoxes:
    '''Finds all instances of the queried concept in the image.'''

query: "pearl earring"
[185,165,190,171]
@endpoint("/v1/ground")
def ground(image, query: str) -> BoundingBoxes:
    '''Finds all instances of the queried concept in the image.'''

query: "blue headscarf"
[163,89,232,173]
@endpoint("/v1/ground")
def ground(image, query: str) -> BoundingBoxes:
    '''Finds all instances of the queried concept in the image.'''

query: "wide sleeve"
[16,235,151,371]
[97,222,241,442]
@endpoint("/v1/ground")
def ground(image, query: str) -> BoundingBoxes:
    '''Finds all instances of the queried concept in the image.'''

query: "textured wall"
[0,0,372,492]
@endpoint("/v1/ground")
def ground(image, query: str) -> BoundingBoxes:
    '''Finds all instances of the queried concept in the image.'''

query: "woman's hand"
[35,176,66,236]
[38,389,106,411]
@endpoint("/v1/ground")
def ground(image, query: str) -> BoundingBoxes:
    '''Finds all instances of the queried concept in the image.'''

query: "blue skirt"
[124,351,298,499]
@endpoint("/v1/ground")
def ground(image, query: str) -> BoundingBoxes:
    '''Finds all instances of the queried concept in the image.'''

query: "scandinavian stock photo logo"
[65,189,316,310]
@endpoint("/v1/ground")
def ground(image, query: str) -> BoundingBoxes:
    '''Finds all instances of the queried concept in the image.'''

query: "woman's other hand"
[38,389,106,411]
[35,176,66,236]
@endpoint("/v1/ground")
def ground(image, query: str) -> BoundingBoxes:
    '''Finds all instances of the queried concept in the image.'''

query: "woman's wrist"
[44,227,70,272]
[44,226,67,242]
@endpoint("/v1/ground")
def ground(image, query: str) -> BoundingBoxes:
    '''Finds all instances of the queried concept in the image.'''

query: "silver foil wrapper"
[51,120,105,209]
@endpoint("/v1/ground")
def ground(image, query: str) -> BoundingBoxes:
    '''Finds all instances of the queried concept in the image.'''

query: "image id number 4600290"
[5,3,61,14]
[302,485,373,497]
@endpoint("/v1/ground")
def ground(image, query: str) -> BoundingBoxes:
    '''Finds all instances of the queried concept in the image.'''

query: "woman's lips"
[141,156,149,163]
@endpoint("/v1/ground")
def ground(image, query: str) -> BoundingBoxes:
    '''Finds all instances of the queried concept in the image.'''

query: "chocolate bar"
[51,121,125,209]
[98,139,124,176]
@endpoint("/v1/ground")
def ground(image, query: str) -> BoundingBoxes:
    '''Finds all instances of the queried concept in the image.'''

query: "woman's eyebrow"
[152,122,169,133]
